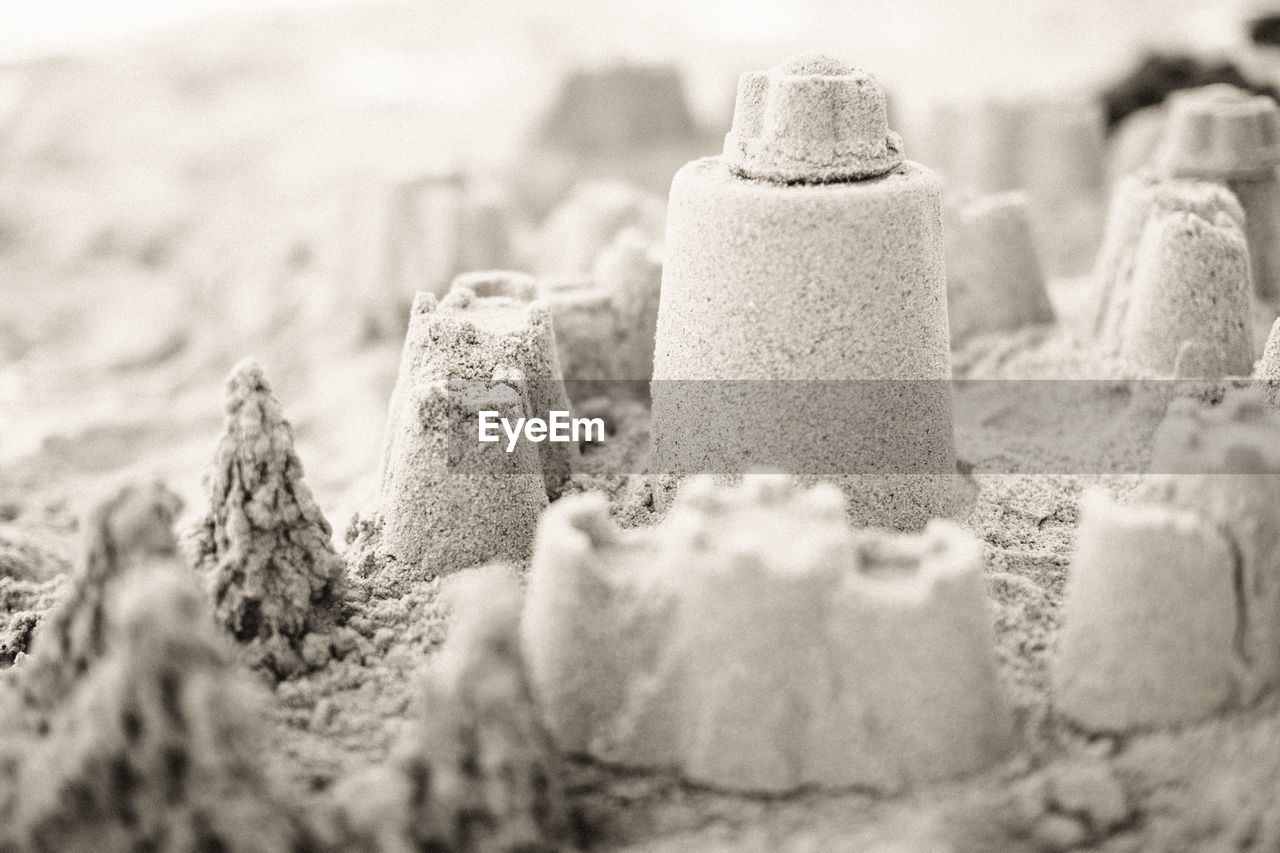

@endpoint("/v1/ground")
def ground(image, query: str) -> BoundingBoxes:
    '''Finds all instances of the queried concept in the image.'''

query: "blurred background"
[5,0,1280,526]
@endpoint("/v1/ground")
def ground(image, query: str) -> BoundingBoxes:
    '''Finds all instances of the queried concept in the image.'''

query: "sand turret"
[650,55,958,528]
[945,192,1054,346]
[184,359,347,678]
[520,475,1011,793]
[1156,84,1280,300]
[1053,389,1280,730]
[1092,173,1252,376]
[379,274,573,583]
[1259,317,1280,403]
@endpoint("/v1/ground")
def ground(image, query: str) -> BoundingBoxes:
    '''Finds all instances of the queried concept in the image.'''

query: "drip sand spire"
[3,570,309,851]
[650,54,957,527]
[11,480,184,716]
[185,358,348,677]
[1156,84,1280,300]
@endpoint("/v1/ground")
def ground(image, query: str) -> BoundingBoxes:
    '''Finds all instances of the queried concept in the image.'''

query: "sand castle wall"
[944,192,1054,346]
[649,55,958,528]
[1053,390,1280,731]
[520,474,1012,793]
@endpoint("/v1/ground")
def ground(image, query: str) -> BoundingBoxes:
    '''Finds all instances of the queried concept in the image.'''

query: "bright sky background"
[0,0,360,62]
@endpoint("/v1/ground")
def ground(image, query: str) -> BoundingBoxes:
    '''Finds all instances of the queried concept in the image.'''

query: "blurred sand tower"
[650,55,958,528]
[340,170,517,340]
[925,93,1107,276]
[1155,84,1280,302]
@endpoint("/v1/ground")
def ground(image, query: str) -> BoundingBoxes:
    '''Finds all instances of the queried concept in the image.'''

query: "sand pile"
[183,358,349,678]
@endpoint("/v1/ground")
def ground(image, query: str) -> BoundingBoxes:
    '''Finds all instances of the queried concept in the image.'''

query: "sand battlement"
[521,474,1010,793]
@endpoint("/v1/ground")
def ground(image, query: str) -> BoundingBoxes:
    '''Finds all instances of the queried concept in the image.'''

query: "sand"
[4,15,1280,853]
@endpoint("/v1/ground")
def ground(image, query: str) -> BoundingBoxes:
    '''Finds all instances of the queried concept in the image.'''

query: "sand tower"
[944,192,1054,347]
[650,55,957,528]
[1092,173,1253,376]
[1260,317,1280,403]
[380,273,572,582]
[1156,84,1280,300]
[1053,390,1280,730]
[521,475,1011,793]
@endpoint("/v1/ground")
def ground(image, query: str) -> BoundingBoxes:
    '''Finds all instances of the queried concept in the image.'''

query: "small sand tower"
[945,192,1054,347]
[1259,317,1280,403]
[1053,390,1280,730]
[521,475,1011,793]
[1092,173,1253,376]
[1156,84,1280,301]
[380,274,572,583]
[650,55,957,528]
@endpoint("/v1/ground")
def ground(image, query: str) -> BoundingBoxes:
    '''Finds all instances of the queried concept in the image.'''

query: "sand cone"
[1259,317,1280,404]
[185,358,347,678]
[521,474,1011,793]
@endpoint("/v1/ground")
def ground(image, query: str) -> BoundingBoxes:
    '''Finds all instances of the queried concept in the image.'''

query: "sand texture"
[6,22,1280,853]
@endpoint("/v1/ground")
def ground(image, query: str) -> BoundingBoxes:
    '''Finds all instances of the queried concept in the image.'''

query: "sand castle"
[3,570,309,852]
[1053,390,1280,731]
[521,475,1012,793]
[1092,173,1253,376]
[944,192,1054,346]
[1155,84,1280,301]
[335,566,569,852]
[650,55,958,528]
[184,359,348,677]
[380,273,573,582]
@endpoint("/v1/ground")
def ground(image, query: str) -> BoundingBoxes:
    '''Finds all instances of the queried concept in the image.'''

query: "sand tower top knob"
[1158,84,1280,179]
[723,53,904,184]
